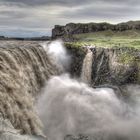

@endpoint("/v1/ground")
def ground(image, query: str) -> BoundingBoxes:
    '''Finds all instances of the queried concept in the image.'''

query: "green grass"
[69,30,140,49]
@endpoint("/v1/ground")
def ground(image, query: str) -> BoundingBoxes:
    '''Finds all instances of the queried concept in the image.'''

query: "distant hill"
[0,36,51,41]
[52,20,140,40]
[0,36,6,40]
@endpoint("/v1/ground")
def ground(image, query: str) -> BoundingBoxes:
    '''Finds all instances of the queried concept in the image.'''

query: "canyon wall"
[66,44,140,86]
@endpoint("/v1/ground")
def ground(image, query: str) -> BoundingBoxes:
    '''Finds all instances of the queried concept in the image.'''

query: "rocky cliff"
[52,21,140,40]
[66,44,140,86]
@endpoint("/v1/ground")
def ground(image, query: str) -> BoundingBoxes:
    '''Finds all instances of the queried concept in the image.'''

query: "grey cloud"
[0,0,93,7]
[0,11,28,18]
[62,5,136,19]
[1,0,140,7]
[0,16,52,29]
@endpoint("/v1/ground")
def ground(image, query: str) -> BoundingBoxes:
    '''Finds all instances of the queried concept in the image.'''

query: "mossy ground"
[66,30,140,49]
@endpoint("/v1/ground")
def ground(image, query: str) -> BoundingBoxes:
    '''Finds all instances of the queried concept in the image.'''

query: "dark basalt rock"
[64,134,90,140]
[66,44,87,77]
[52,21,140,40]
[64,134,129,140]
[65,45,140,86]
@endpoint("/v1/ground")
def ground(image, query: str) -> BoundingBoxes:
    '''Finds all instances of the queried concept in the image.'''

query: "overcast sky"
[0,0,140,37]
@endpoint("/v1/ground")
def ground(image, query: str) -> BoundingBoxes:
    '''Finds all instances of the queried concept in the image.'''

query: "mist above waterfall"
[41,40,70,71]
[37,75,140,140]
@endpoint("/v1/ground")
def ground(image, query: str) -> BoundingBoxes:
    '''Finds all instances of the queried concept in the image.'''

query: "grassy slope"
[68,30,140,49]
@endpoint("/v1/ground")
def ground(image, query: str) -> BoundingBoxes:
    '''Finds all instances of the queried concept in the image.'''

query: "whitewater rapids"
[0,41,63,135]
[37,74,140,140]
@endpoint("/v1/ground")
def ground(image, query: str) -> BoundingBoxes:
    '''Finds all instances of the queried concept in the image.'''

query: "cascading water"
[81,48,93,85]
[0,41,62,135]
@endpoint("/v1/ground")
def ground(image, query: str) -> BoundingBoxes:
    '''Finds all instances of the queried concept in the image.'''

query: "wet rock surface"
[66,45,140,86]
[0,115,47,140]
[64,134,90,140]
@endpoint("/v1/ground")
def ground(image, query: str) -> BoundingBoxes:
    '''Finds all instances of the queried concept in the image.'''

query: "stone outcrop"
[66,44,87,77]
[64,134,91,140]
[52,21,140,40]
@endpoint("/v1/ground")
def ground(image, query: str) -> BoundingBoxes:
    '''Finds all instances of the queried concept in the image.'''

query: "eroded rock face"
[91,47,140,86]
[66,45,140,86]
[66,44,87,77]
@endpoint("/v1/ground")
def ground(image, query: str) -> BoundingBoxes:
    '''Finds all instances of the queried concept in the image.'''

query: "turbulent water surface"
[0,41,62,135]
[37,75,140,140]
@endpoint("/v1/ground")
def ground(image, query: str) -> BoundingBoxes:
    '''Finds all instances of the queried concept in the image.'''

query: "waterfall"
[81,48,93,84]
[35,43,140,140]
[0,41,62,135]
